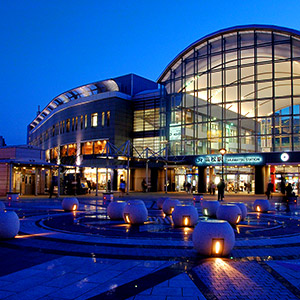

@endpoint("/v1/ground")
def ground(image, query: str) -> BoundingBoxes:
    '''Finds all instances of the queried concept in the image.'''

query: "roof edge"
[157,24,300,83]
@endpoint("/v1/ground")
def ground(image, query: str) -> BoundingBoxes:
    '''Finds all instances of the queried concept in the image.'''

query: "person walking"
[119,180,126,197]
[266,181,274,200]
[217,179,225,201]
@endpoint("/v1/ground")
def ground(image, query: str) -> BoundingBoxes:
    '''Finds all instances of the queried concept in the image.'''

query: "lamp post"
[219,148,226,181]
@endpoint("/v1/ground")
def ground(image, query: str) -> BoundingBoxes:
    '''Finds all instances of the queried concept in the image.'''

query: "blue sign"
[195,154,263,165]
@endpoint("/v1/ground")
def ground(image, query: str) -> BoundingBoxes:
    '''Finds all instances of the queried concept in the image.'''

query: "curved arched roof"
[157,25,300,83]
[30,79,119,129]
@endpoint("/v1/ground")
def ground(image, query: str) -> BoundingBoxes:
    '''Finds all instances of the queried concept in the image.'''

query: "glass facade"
[159,27,300,156]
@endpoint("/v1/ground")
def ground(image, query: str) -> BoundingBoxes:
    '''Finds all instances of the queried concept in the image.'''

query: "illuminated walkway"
[0,193,300,299]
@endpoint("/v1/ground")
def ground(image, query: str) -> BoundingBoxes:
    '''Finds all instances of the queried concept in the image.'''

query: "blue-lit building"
[26,25,300,195]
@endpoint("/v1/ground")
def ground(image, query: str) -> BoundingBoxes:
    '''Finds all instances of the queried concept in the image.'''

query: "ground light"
[124,213,131,224]
[212,238,224,256]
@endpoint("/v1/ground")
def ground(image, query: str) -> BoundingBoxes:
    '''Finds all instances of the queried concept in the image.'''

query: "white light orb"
[228,202,248,220]
[107,201,126,220]
[0,202,5,212]
[253,199,270,213]
[0,211,20,239]
[216,204,242,225]
[123,200,148,224]
[201,200,220,218]
[62,197,79,212]
[162,199,181,215]
[192,220,235,256]
[157,197,169,209]
[172,205,198,227]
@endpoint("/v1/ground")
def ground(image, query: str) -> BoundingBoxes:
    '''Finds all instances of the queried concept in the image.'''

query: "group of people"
[207,180,226,201]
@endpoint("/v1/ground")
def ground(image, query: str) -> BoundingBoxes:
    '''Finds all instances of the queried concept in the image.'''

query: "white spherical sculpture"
[201,200,220,218]
[62,197,79,212]
[172,205,198,227]
[0,211,20,239]
[123,200,148,224]
[228,202,248,220]
[192,220,235,256]
[253,199,270,213]
[162,199,181,215]
[216,204,242,225]
[0,202,5,212]
[157,197,169,209]
[107,201,126,220]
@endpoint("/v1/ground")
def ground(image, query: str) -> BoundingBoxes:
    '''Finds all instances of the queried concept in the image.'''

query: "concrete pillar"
[255,165,265,194]
[198,166,207,193]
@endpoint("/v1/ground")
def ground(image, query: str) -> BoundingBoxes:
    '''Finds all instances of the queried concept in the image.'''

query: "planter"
[103,192,114,201]
[162,199,181,215]
[216,204,242,225]
[0,211,20,239]
[107,201,126,220]
[201,200,220,218]
[157,197,170,209]
[228,202,248,220]
[253,199,270,213]
[172,205,198,227]
[192,220,235,256]
[62,197,79,212]
[0,202,5,212]
[123,200,148,224]
[6,193,20,201]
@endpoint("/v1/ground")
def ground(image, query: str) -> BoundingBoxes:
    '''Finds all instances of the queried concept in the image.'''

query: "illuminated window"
[72,118,74,131]
[102,112,105,127]
[75,117,78,130]
[63,121,65,133]
[80,115,83,129]
[68,143,77,156]
[94,140,107,154]
[66,119,70,132]
[81,142,93,155]
[91,113,98,127]
[61,145,68,157]
[84,115,88,128]
[107,111,110,127]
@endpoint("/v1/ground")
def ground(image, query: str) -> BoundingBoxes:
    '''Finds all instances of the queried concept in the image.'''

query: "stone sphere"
[253,199,270,213]
[162,199,181,215]
[0,202,5,212]
[123,200,148,224]
[62,197,79,212]
[192,220,235,256]
[172,205,198,227]
[157,197,170,209]
[107,201,127,220]
[0,211,20,239]
[228,202,248,220]
[201,200,220,218]
[216,204,242,225]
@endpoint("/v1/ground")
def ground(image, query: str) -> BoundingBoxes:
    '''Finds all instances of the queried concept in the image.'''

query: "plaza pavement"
[0,192,300,299]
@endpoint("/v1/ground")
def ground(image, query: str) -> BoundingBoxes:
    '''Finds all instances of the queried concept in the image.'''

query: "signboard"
[169,126,181,141]
[195,154,263,166]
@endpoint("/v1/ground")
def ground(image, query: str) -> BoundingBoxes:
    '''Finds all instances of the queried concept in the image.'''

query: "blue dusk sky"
[1,0,300,145]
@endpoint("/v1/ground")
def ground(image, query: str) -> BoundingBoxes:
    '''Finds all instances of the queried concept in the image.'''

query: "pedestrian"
[217,179,225,201]
[280,176,286,195]
[119,180,126,197]
[141,179,147,192]
[211,182,216,195]
[186,182,191,193]
[266,181,274,200]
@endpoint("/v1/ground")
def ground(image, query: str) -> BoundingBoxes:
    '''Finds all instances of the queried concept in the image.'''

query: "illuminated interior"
[183,216,190,226]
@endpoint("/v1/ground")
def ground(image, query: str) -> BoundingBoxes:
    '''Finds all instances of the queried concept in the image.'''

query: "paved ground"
[1,192,300,299]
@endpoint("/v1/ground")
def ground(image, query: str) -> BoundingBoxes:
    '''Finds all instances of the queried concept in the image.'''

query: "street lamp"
[219,148,226,180]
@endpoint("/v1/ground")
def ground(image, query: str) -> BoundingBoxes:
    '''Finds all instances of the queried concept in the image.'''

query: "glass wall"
[160,29,300,155]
